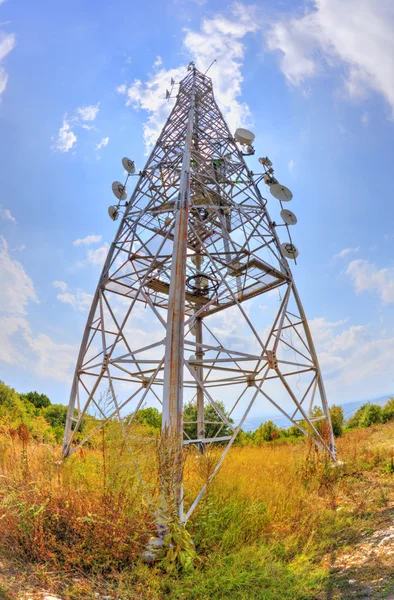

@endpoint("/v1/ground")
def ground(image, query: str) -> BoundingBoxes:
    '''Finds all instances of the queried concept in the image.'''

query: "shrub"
[135,407,162,430]
[183,400,233,440]
[42,404,68,428]
[20,391,51,410]
[359,404,382,428]
[253,420,279,444]
[382,398,394,423]
[329,405,344,437]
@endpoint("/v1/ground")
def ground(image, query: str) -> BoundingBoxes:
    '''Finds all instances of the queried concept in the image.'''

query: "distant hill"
[239,393,394,432]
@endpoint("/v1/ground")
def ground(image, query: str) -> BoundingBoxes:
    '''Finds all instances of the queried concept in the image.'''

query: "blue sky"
[1,0,394,415]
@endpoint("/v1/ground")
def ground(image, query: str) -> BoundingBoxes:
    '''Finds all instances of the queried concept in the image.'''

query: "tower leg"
[160,77,196,524]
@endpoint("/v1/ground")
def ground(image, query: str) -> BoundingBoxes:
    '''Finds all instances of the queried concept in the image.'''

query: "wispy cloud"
[119,3,260,151]
[361,111,369,126]
[73,234,102,247]
[77,103,100,122]
[95,136,109,150]
[51,117,77,153]
[0,236,37,314]
[52,102,101,153]
[0,207,16,222]
[53,281,93,312]
[333,247,360,260]
[267,0,394,116]
[87,243,109,266]
[0,28,16,97]
[53,280,68,293]
[347,259,394,304]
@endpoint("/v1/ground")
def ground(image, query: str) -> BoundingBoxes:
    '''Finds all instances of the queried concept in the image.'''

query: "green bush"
[346,403,383,429]
[43,404,68,428]
[359,404,382,427]
[20,391,51,409]
[253,420,279,444]
[382,398,394,423]
[183,400,233,441]
[135,406,162,429]
[329,405,344,437]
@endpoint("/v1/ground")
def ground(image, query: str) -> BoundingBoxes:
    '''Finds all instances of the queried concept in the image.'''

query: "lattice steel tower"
[63,65,336,524]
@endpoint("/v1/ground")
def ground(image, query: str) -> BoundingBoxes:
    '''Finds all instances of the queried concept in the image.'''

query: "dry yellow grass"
[0,422,394,598]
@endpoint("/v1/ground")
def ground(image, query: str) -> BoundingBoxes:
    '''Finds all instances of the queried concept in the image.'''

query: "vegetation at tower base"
[2,380,394,597]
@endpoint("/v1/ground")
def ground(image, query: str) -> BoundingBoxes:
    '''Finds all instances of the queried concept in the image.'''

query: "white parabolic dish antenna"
[281,242,299,259]
[108,205,119,221]
[122,157,136,174]
[234,128,255,145]
[112,181,127,201]
[280,209,297,225]
[270,183,293,202]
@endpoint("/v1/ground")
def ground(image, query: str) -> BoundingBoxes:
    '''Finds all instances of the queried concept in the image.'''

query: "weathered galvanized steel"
[63,66,336,524]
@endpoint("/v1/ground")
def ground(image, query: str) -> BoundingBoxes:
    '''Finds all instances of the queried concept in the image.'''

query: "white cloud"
[0,207,16,222]
[347,259,394,304]
[27,332,77,381]
[267,0,394,116]
[0,236,37,314]
[77,103,100,121]
[0,30,15,97]
[52,118,77,153]
[53,280,68,293]
[288,159,294,172]
[0,67,8,96]
[116,84,127,95]
[309,316,394,402]
[87,243,109,266]
[153,56,163,67]
[0,31,15,61]
[73,234,102,247]
[53,279,93,312]
[0,239,76,381]
[121,3,259,151]
[56,289,93,312]
[333,247,359,260]
[0,315,30,365]
[96,136,109,150]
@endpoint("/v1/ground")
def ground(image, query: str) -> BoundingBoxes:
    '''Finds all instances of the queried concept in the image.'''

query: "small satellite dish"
[270,183,293,202]
[188,61,195,71]
[165,89,170,100]
[171,77,175,86]
[259,157,273,167]
[112,181,127,201]
[281,242,299,260]
[280,209,297,226]
[108,205,119,221]
[234,128,255,146]
[122,157,136,174]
